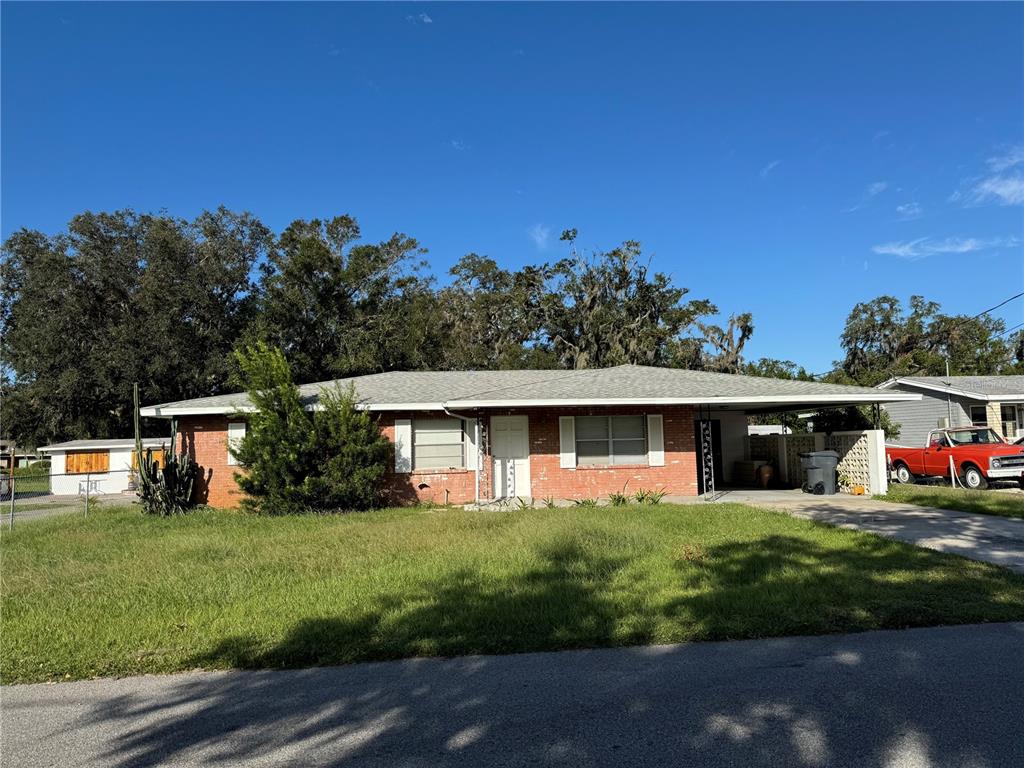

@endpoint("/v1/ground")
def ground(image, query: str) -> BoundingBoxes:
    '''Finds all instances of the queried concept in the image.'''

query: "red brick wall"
[178,405,699,509]
[176,415,245,509]
[524,406,698,500]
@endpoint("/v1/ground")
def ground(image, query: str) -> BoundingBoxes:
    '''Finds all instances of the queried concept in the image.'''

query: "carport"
[693,397,910,501]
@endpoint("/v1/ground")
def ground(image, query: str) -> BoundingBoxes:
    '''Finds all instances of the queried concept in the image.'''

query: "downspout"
[441,404,481,507]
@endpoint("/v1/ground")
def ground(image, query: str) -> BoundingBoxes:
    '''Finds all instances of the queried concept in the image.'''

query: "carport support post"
[8,473,14,531]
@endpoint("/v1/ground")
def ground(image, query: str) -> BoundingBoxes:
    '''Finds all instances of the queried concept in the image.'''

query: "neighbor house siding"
[882,387,973,447]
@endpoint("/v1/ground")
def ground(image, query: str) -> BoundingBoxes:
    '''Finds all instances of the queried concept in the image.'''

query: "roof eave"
[141,393,920,417]
[885,377,1012,401]
[140,402,449,418]
[443,393,922,409]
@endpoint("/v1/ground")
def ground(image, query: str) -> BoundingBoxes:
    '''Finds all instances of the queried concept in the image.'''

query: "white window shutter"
[394,419,412,473]
[227,421,246,466]
[464,419,478,470]
[559,416,576,469]
[647,414,665,466]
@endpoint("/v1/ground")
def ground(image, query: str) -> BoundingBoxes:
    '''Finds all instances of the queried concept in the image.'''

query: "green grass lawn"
[10,470,49,495]
[876,484,1024,519]
[3,503,1024,684]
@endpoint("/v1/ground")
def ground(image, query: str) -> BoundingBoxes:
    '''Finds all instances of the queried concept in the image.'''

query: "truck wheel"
[961,465,988,490]
[894,462,914,484]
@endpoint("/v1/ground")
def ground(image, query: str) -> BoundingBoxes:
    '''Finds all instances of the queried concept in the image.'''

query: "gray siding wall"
[882,387,977,446]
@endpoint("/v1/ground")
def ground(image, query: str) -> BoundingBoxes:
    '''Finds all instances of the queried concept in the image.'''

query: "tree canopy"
[835,294,1021,386]
[1,208,270,446]
[4,209,1022,447]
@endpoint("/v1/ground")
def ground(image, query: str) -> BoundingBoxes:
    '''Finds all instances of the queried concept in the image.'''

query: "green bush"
[232,342,391,514]
[12,464,48,477]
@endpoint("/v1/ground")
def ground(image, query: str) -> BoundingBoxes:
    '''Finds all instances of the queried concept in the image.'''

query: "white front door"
[491,415,531,500]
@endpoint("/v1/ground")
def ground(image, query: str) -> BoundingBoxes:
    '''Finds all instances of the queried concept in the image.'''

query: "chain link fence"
[1,468,137,527]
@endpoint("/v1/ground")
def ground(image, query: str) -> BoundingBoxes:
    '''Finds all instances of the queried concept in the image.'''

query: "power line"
[968,291,1023,320]
[996,320,1024,339]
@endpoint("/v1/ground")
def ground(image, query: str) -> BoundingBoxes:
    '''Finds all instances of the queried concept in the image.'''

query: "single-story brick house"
[140,365,918,508]
[878,375,1024,446]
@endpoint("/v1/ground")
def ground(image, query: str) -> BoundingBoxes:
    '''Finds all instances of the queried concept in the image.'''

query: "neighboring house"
[140,365,916,508]
[39,438,167,496]
[0,439,39,470]
[878,375,1024,447]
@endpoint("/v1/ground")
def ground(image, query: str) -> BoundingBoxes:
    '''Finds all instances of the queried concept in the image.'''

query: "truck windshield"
[946,428,1004,445]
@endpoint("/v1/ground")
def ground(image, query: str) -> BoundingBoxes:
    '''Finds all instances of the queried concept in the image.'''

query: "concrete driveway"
[3,623,1023,768]
[715,489,1024,573]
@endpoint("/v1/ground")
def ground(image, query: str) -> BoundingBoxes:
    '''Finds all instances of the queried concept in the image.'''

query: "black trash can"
[799,450,841,495]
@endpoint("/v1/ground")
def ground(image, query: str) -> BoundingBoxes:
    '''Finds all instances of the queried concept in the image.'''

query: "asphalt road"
[3,622,1023,768]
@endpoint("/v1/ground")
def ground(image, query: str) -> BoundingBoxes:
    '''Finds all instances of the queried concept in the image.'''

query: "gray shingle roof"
[140,365,917,416]
[890,375,1024,399]
[39,438,167,452]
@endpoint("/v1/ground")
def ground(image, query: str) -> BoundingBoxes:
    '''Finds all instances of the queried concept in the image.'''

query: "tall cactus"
[133,383,196,515]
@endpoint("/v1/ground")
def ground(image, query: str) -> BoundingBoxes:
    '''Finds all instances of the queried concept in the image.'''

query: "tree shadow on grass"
[60,532,1024,767]
[80,539,647,767]
[193,539,644,671]
[668,533,1024,640]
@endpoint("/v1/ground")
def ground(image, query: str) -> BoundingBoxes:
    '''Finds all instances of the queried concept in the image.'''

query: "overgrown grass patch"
[3,503,1023,684]
[876,484,1024,519]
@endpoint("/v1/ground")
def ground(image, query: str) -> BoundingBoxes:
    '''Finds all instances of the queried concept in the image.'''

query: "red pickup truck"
[887,427,1024,490]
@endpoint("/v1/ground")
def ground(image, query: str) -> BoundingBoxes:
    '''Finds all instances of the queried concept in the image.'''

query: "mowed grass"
[3,503,1024,684]
[876,484,1024,519]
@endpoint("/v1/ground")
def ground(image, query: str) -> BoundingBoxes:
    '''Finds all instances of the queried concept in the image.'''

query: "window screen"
[969,406,987,427]
[575,415,647,465]
[413,418,465,470]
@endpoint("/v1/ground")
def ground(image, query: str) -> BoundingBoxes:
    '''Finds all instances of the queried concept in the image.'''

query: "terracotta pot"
[756,463,774,489]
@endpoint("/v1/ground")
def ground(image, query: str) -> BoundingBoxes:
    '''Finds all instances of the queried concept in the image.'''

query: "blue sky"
[3,2,1022,373]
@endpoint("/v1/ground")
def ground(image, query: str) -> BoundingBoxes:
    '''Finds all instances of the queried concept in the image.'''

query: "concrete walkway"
[715,489,1024,573]
[3,623,1023,768]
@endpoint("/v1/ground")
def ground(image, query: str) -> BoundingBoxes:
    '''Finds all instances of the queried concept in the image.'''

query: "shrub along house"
[139,365,918,508]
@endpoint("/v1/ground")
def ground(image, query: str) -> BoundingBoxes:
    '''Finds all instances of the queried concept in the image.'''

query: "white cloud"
[449,139,466,151]
[965,175,1024,206]
[895,202,923,220]
[843,181,888,212]
[871,235,1020,260]
[951,145,1024,207]
[759,160,781,178]
[528,224,551,250]
[986,145,1024,173]
[406,12,433,24]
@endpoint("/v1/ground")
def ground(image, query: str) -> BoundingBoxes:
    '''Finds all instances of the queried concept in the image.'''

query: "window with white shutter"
[227,422,246,466]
